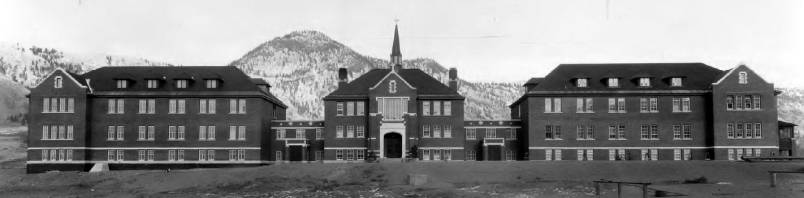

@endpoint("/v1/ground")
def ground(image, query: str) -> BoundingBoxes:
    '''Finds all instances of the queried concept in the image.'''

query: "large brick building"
[27,66,287,173]
[26,25,794,173]
[511,63,786,161]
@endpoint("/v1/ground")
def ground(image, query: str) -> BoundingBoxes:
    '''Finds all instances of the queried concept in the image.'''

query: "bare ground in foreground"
[0,159,803,198]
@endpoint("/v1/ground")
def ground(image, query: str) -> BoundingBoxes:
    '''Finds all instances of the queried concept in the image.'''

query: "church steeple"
[390,24,402,67]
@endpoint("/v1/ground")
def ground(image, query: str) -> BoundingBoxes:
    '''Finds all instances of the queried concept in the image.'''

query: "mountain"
[777,87,804,153]
[229,30,521,120]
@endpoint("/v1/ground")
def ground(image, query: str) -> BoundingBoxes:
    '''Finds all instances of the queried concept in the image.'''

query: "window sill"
[136,139,156,141]
[640,139,660,140]
[198,139,216,141]
[727,109,762,111]
[576,139,595,141]
[167,139,185,141]
[41,139,74,141]
[608,111,627,114]
[543,112,563,114]
[576,111,595,114]
[42,112,74,114]
[672,111,692,113]
[673,139,693,140]
[639,111,659,113]
[608,139,627,141]
[726,138,762,140]
[545,139,563,141]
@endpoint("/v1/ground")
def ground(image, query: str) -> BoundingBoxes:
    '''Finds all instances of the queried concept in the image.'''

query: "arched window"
[54,76,63,88]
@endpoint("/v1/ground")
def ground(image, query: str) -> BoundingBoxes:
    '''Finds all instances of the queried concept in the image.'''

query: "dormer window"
[671,77,683,87]
[176,80,188,88]
[739,72,747,84]
[147,80,159,88]
[576,79,588,88]
[607,78,619,87]
[116,80,128,88]
[258,85,268,93]
[638,78,651,87]
[54,76,63,88]
[206,80,218,88]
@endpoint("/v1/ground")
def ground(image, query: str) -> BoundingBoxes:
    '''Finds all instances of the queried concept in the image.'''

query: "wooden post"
[617,183,622,198]
[595,182,600,195]
[642,184,648,198]
[771,172,777,187]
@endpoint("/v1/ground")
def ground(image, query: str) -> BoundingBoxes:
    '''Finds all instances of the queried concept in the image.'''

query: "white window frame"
[671,77,682,86]
[336,102,344,116]
[466,128,476,139]
[54,76,63,88]
[444,101,452,116]
[423,125,431,138]
[356,126,364,138]
[176,80,187,89]
[608,78,619,87]
[356,101,365,116]
[444,126,452,138]
[336,126,343,138]
[576,78,588,87]
[147,79,158,88]
[347,126,354,138]
[739,72,748,84]
[639,78,651,87]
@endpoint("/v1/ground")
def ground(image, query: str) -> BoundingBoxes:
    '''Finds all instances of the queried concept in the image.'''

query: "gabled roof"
[250,78,271,86]
[325,68,463,99]
[33,67,87,88]
[81,66,286,107]
[528,63,724,92]
[174,73,194,80]
[524,78,543,86]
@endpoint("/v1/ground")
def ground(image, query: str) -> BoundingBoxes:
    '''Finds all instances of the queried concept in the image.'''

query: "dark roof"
[174,73,194,80]
[325,68,463,99]
[250,78,271,86]
[391,25,401,56]
[524,78,543,86]
[81,66,286,107]
[67,72,87,86]
[528,63,725,92]
[779,121,798,127]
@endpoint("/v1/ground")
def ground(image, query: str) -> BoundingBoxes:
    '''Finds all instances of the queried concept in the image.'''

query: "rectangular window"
[347,150,354,160]
[755,123,762,138]
[108,99,116,114]
[229,126,237,140]
[586,126,594,140]
[357,102,365,116]
[433,125,441,138]
[674,149,681,160]
[639,78,651,87]
[42,125,49,140]
[208,99,216,114]
[577,98,584,113]
[726,95,734,110]
[553,98,561,113]
[147,150,155,161]
[229,150,236,161]
[357,126,365,138]
[169,126,176,140]
[147,79,158,88]
[608,78,619,87]
[336,126,343,138]
[577,149,583,161]
[117,80,127,88]
[617,125,626,140]
[147,99,155,114]
[739,72,748,84]
[545,98,552,113]
[336,150,343,160]
[50,98,58,113]
[423,149,431,160]
[641,125,649,140]
[755,148,762,156]
[169,99,176,114]
[50,125,57,140]
[640,98,648,112]
[466,128,476,139]
[107,126,115,140]
[43,98,50,112]
[577,78,588,87]
[444,101,452,116]
[744,95,753,109]
[58,125,65,139]
[577,126,585,139]
[138,99,147,114]
[641,149,648,160]
[293,129,304,139]
[139,126,146,140]
[745,123,753,138]
[586,98,593,112]
[650,125,658,139]
[617,98,625,113]
[679,98,690,112]
[433,101,441,116]
[487,128,497,138]
[555,149,562,161]
[726,123,734,138]
[671,77,682,86]
[506,128,514,139]
[347,102,354,116]
[586,149,593,161]
[423,101,430,116]
[736,123,744,138]
[736,95,743,110]
[608,98,616,112]
[67,98,74,112]
[176,80,187,88]
[208,126,215,140]
[66,125,73,140]
[107,150,114,161]
[347,126,354,138]
[206,80,217,88]
[238,126,246,140]
[138,150,146,161]
[546,149,553,161]
[316,128,323,139]
[229,99,237,114]
[357,150,365,160]
[609,149,615,161]
[117,150,124,161]
[238,99,246,114]
[466,150,476,161]
[651,149,658,161]
[144,126,154,140]
[608,126,617,139]
[238,150,245,161]
[178,126,186,140]
[58,98,66,112]
[433,150,441,160]
[177,99,186,114]
[423,125,431,138]
[336,102,344,115]
[753,95,761,109]
[673,98,681,112]
[199,126,207,140]
[199,150,207,161]
[649,98,658,112]
[315,151,322,161]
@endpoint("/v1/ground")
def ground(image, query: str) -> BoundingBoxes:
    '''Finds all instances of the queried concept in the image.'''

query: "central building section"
[322,25,466,161]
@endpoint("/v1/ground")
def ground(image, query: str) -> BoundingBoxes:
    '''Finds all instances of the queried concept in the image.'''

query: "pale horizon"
[1,0,802,86]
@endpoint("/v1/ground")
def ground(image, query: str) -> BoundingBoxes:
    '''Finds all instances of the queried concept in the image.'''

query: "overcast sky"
[1,0,802,87]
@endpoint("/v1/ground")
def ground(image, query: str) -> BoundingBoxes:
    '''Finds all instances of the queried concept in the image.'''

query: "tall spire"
[390,24,402,67]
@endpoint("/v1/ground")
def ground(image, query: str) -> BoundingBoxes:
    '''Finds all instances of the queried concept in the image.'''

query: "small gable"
[34,68,87,91]
[370,72,416,96]
[714,64,770,86]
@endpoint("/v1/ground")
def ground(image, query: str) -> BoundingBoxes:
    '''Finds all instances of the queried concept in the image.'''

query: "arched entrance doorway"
[384,132,403,158]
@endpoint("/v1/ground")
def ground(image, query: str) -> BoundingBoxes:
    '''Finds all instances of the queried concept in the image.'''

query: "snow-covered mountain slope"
[229,30,521,120]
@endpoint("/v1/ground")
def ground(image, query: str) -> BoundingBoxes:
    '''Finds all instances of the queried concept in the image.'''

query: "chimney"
[338,68,348,87]
[449,67,458,92]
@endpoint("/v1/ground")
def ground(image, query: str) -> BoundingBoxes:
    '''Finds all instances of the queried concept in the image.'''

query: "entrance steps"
[380,158,404,163]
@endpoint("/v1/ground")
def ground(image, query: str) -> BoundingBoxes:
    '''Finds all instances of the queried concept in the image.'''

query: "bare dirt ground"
[0,158,803,197]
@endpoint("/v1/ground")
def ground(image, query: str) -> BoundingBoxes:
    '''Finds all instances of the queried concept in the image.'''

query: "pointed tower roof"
[391,25,401,56]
